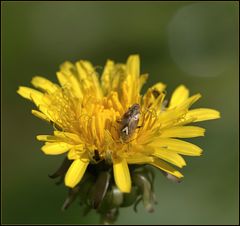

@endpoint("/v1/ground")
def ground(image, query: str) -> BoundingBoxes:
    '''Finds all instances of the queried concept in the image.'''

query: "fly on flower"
[118,103,141,142]
[17,55,220,222]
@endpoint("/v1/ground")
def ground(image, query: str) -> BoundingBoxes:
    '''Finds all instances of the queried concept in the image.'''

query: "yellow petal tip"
[64,159,89,188]
[65,179,75,188]
[113,159,132,193]
[36,135,42,141]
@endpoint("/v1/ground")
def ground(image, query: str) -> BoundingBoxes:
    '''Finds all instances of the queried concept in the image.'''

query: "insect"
[152,89,161,99]
[118,103,141,142]
[148,89,168,111]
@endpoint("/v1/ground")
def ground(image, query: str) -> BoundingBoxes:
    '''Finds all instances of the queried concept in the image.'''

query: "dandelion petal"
[41,142,72,155]
[169,85,189,108]
[113,159,131,193]
[65,159,89,188]
[151,158,183,179]
[160,126,205,138]
[186,108,221,122]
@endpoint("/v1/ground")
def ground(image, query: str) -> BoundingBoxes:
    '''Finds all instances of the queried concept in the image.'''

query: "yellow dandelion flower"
[17,55,220,194]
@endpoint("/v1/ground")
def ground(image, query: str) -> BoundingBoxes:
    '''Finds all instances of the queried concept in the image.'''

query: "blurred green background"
[2,2,239,224]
